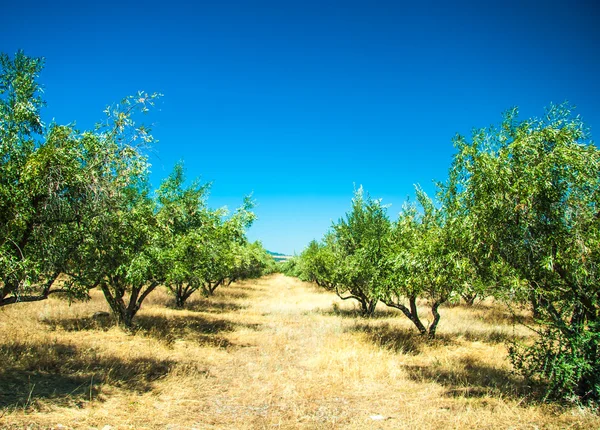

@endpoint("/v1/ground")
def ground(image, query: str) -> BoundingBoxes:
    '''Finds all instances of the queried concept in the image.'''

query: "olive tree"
[297,238,337,288]
[227,241,275,285]
[453,104,600,402]
[298,181,478,336]
[155,162,213,307]
[156,168,259,307]
[68,93,163,327]
[0,51,164,323]
[381,187,474,338]
[323,188,391,316]
[195,198,257,297]
[1,51,92,305]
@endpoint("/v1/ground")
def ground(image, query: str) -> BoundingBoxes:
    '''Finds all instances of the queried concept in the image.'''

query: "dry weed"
[0,274,598,429]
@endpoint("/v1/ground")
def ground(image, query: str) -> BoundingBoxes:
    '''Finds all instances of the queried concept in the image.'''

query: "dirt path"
[2,274,598,429]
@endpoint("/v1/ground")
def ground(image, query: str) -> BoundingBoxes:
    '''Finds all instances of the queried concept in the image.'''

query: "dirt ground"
[1,274,598,429]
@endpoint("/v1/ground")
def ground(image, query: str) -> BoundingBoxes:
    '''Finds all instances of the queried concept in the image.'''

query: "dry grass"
[1,274,598,429]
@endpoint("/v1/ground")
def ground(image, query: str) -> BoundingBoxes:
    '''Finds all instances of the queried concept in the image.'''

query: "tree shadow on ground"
[444,303,535,326]
[0,340,174,411]
[43,311,261,348]
[404,356,541,402]
[215,288,249,300]
[42,314,115,332]
[455,329,529,344]
[347,320,529,356]
[223,287,248,299]
[134,313,260,348]
[347,322,450,355]
[181,298,247,314]
[345,309,530,351]
[466,303,535,327]
[318,305,399,319]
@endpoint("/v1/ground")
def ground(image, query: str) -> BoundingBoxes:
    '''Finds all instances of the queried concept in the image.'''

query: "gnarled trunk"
[384,295,427,336]
[171,283,196,308]
[0,271,64,306]
[428,301,442,338]
[335,285,378,317]
[100,279,158,328]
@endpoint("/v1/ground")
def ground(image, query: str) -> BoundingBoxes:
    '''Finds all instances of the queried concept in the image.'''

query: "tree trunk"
[409,296,427,335]
[175,293,185,308]
[209,280,220,295]
[174,284,196,308]
[117,308,134,328]
[334,287,377,317]
[0,272,63,306]
[461,292,477,306]
[174,283,185,308]
[383,296,427,336]
[100,281,157,329]
[101,282,130,327]
[360,298,378,317]
[428,301,442,339]
[530,291,542,320]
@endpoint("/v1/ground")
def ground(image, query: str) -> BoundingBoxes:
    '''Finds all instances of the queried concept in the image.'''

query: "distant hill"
[268,251,293,262]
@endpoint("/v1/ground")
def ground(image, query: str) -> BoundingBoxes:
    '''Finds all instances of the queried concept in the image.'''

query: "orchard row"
[0,51,276,327]
[284,103,600,404]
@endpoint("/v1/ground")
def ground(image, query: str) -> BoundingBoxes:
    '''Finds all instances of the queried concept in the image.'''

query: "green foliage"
[0,51,165,318]
[293,188,390,316]
[154,163,270,308]
[229,241,277,281]
[0,51,89,305]
[509,325,600,403]
[279,256,303,278]
[381,186,474,337]
[453,104,600,403]
[295,185,472,335]
[0,54,170,329]
[0,51,262,328]
[297,238,337,287]
[154,161,214,306]
[68,93,162,327]
[326,188,391,315]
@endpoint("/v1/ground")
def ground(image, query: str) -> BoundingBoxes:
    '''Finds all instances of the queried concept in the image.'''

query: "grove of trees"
[285,105,600,404]
[2,50,599,405]
[0,51,275,327]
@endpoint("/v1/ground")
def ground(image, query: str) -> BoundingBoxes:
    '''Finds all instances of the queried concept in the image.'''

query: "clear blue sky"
[2,0,599,254]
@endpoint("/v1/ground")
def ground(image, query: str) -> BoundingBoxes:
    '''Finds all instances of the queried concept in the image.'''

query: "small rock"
[369,414,385,421]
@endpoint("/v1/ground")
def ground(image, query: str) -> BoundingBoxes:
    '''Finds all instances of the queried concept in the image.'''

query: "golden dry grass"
[1,274,598,429]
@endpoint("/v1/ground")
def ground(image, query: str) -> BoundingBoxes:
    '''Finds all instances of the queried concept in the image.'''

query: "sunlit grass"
[1,274,597,429]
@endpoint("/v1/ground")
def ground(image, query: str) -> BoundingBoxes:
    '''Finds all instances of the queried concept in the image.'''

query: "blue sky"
[2,0,599,254]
